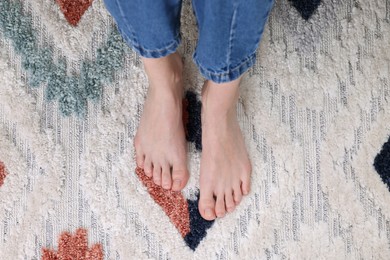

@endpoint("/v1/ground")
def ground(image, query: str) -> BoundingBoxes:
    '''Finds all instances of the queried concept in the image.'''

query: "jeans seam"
[227,1,238,66]
[114,0,138,45]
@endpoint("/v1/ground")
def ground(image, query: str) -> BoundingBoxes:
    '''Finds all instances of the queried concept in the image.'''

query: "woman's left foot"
[198,77,252,221]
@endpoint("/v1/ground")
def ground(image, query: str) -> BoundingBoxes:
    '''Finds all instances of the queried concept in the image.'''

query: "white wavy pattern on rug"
[0,0,389,259]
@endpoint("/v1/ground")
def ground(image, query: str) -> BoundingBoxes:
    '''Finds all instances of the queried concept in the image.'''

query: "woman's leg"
[103,0,189,191]
[191,0,275,220]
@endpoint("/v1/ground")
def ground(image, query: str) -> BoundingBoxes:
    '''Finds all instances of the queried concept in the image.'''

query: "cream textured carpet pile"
[0,0,390,259]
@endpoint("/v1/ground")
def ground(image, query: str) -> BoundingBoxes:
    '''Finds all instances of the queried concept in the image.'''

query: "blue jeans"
[103,0,274,83]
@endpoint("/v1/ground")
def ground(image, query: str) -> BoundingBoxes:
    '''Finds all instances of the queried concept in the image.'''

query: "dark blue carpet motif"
[289,0,321,20]
[184,91,202,151]
[184,192,215,251]
[374,135,390,191]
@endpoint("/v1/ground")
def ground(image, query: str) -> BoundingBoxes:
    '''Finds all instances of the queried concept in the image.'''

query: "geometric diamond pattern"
[374,135,390,192]
[1,0,390,258]
[55,0,94,26]
[289,0,322,20]
[0,161,7,187]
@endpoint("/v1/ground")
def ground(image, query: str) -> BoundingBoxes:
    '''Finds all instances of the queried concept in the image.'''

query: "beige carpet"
[0,0,390,258]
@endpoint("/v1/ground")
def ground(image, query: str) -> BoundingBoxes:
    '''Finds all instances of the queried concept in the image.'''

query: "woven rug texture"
[0,0,390,259]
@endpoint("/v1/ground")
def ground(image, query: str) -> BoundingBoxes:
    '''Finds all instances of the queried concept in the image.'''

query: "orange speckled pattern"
[0,161,7,187]
[135,167,191,237]
[41,228,103,260]
[56,0,94,26]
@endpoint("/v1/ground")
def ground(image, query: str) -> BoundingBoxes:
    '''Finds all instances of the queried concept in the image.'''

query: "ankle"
[201,80,240,118]
[201,100,236,119]
[147,82,184,105]
[142,52,184,100]
[142,52,183,86]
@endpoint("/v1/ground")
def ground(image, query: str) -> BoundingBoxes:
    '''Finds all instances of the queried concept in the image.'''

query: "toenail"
[163,183,170,189]
[205,208,214,218]
[172,180,181,190]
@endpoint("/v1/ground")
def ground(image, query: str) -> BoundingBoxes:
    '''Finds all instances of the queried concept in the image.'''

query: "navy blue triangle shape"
[373,134,390,191]
[289,0,321,21]
[184,192,215,250]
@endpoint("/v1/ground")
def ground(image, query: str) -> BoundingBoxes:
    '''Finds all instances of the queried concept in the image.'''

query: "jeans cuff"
[121,31,181,58]
[193,52,257,83]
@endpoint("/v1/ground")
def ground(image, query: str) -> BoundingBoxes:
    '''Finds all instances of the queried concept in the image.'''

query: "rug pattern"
[0,0,390,259]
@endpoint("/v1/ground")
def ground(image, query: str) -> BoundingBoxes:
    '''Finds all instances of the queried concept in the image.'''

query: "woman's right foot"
[134,52,189,191]
[198,77,252,220]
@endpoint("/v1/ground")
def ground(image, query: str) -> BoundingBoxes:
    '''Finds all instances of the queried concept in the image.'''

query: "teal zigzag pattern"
[0,0,128,116]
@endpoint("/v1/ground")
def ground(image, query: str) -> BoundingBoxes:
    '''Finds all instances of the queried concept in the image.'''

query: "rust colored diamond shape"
[56,0,94,26]
[0,161,7,187]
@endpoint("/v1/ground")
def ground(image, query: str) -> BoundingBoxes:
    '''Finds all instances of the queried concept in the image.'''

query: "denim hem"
[192,52,257,83]
[121,32,181,58]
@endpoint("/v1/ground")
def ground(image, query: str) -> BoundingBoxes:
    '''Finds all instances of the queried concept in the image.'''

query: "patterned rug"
[0,0,390,259]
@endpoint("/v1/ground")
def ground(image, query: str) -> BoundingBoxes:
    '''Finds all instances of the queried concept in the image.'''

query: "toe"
[199,190,216,221]
[161,163,172,190]
[143,157,153,178]
[215,193,226,218]
[171,164,189,191]
[135,147,145,168]
[136,153,145,169]
[225,190,236,213]
[134,136,144,167]
[233,183,242,205]
[152,164,162,186]
[241,175,251,195]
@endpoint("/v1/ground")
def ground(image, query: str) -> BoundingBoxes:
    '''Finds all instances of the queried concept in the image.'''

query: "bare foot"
[134,52,189,191]
[198,76,252,220]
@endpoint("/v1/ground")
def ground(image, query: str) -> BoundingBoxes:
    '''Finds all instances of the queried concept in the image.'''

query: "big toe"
[199,191,216,221]
[171,165,189,191]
